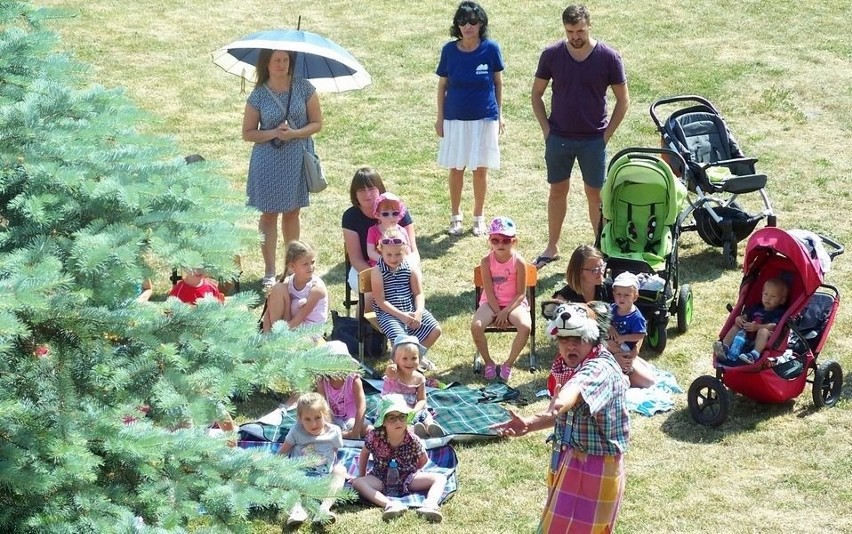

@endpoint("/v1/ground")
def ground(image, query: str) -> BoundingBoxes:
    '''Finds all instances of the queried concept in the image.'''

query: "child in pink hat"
[366,192,408,266]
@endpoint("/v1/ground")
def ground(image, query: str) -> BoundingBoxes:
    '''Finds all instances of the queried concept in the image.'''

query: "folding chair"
[473,263,538,372]
[342,249,358,316]
[357,267,387,361]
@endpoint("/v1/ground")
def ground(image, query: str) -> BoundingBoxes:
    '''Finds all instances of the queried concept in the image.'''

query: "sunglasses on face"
[383,413,407,423]
[380,237,406,245]
[459,18,480,26]
[490,237,514,245]
[379,210,401,218]
[582,264,607,274]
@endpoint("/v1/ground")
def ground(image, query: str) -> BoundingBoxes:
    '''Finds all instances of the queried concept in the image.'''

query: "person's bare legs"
[319,463,347,516]
[471,303,496,366]
[258,212,279,278]
[627,356,656,388]
[472,167,487,217]
[448,168,465,217]
[351,474,390,508]
[584,184,603,237]
[544,179,570,258]
[281,208,301,246]
[503,306,531,368]
[421,326,442,349]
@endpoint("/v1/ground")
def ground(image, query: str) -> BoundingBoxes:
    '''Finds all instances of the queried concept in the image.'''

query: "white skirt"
[437,119,500,170]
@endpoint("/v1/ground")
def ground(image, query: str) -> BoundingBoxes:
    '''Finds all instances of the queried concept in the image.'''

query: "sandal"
[471,216,487,237]
[447,215,463,236]
[499,364,513,382]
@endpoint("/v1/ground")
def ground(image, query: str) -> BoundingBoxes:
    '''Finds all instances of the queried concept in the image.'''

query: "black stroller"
[650,95,776,267]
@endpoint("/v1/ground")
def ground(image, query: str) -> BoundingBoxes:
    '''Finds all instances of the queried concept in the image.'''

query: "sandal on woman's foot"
[472,216,487,237]
[499,364,513,382]
[447,215,463,236]
[261,275,277,290]
[484,363,497,380]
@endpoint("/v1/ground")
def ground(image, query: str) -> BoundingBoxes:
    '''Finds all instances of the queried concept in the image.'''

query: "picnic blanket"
[625,365,683,416]
[237,380,514,444]
[239,440,458,508]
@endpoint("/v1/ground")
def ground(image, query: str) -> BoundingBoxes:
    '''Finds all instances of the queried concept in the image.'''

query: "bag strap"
[264,83,292,124]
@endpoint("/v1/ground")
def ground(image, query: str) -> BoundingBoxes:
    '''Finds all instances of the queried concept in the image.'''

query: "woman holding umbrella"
[242,49,322,288]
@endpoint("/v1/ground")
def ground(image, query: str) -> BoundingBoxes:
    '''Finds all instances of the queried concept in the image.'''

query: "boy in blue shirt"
[607,272,655,388]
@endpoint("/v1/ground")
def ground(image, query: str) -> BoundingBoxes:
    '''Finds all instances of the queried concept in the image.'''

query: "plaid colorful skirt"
[539,448,624,534]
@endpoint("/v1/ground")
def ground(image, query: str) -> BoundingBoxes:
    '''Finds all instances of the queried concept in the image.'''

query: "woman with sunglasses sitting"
[371,228,441,369]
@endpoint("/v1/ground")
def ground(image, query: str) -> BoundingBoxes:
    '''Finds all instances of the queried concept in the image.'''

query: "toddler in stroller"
[650,95,776,267]
[688,227,844,427]
[712,277,788,365]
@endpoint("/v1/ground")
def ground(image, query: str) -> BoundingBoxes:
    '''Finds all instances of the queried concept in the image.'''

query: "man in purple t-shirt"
[531,4,630,270]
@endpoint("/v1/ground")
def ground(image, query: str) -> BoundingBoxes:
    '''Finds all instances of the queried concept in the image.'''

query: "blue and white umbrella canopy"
[212,29,371,93]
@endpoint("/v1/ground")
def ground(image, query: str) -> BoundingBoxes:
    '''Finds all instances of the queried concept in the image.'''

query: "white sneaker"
[472,216,487,236]
[382,502,407,521]
[419,356,437,372]
[447,215,463,236]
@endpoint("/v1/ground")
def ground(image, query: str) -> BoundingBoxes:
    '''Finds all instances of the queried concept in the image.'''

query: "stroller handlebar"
[649,95,719,129]
[817,234,844,260]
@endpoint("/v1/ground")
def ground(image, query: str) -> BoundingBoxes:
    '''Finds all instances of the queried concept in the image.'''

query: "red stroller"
[688,227,844,426]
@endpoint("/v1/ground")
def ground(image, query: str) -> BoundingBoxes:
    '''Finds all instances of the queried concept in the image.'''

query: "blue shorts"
[544,133,606,188]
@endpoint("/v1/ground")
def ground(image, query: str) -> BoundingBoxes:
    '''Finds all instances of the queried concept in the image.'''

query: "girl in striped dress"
[370,228,442,363]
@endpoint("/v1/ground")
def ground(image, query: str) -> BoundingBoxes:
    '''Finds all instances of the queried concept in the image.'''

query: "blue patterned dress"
[245,77,316,213]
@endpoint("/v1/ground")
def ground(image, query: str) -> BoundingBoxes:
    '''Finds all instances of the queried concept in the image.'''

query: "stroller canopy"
[600,151,687,270]
[743,227,826,297]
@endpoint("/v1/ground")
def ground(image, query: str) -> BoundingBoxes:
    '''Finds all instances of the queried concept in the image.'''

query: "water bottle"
[728,330,747,361]
[385,458,400,497]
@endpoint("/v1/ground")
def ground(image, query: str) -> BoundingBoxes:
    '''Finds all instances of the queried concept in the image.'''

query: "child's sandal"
[415,506,443,523]
[484,363,497,380]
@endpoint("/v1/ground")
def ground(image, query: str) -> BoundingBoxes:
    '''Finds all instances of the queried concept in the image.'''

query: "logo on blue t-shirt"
[475,63,489,76]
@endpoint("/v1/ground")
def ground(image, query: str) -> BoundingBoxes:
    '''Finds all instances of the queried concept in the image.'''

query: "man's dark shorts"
[544,133,606,188]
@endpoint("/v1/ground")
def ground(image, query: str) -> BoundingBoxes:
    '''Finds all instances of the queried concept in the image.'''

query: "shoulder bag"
[265,83,327,194]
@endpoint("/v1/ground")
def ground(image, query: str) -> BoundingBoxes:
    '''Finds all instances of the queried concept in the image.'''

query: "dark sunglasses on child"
[490,236,514,245]
[380,210,401,218]
[381,237,406,245]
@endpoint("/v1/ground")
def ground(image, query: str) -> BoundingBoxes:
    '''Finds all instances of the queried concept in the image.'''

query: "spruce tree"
[0,3,352,531]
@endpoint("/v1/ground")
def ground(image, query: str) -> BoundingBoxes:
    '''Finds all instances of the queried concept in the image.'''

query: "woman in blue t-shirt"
[435,1,505,237]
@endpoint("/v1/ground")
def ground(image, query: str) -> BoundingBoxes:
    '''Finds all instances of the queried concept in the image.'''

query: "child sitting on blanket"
[383,336,445,439]
[352,394,447,523]
[366,192,408,266]
[316,341,368,439]
[371,227,442,370]
[277,393,346,527]
[606,272,655,388]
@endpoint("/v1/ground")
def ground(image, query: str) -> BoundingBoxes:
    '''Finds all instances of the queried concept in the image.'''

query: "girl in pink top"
[262,240,329,333]
[470,217,530,382]
[316,341,368,439]
[365,192,407,266]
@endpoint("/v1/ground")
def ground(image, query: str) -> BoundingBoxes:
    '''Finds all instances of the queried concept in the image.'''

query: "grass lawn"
[37,0,852,531]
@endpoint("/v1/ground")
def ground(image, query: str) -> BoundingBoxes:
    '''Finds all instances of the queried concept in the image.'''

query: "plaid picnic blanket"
[239,440,458,507]
[238,380,514,444]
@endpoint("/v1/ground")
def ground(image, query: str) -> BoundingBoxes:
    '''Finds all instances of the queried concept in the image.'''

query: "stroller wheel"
[812,360,843,408]
[645,318,668,353]
[676,284,693,334]
[688,375,730,426]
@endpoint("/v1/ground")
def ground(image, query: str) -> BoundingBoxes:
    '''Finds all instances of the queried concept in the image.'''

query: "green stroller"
[598,147,693,353]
